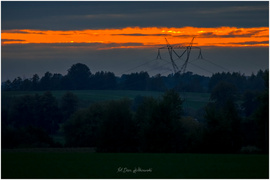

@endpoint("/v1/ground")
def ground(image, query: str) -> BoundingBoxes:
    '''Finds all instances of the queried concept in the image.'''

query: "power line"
[187,61,214,75]
[117,58,157,76]
[201,58,230,72]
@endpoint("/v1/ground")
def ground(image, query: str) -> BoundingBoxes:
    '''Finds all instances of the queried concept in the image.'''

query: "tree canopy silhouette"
[67,63,92,90]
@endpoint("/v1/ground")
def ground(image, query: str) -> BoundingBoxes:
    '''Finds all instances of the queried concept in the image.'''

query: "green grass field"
[2,90,210,111]
[1,151,268,179]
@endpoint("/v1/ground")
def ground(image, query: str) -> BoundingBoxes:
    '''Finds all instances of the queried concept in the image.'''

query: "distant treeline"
[2,63,267,93]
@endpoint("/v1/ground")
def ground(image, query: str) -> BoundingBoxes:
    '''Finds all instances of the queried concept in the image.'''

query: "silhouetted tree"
[51,73,63,90]
[120,71,150,90]
[11,77,23,91]
[103,72,117,89]
[224,100,242,152]
[32,74,40,90]
[40,72,53,90]
[97,99,137,152]
[179,116,204,153]
[63,103,105,147]
[247,70,266,91]
[10,92,61,134]
[38,92,61,134]
[204,99,242,153]
[210,81,237,107]
[90,71,117,89]
[61,92,79,122]
[253,70,269,153]
[242,91,260,117]
[10,95,38,128]
[136,90,184,153]
[2,80,12,91]
[66,63,91,90]
[149,74,166,91]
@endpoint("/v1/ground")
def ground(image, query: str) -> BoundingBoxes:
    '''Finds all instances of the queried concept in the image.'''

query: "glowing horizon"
[2,27,269,49]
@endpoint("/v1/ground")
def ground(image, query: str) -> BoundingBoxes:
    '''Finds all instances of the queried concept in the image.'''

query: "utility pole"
[156,37,203,74]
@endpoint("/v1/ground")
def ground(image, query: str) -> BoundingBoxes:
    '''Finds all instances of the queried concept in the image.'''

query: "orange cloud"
[1,27,269,48]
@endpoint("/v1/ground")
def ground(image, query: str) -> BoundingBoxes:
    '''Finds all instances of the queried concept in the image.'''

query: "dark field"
[1,151,268,179]
[2,90,210,111]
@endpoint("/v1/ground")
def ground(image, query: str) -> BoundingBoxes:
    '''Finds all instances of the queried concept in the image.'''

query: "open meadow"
[1,151,268,179]
[2,90,210,111]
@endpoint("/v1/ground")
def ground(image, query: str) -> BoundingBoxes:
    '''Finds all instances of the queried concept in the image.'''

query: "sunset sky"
[1,1,269,81]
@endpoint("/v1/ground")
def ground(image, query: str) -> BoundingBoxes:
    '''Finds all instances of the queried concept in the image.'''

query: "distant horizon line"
[2,66,269,83]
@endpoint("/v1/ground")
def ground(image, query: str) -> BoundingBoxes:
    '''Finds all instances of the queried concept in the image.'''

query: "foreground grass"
[1,152,268,179]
